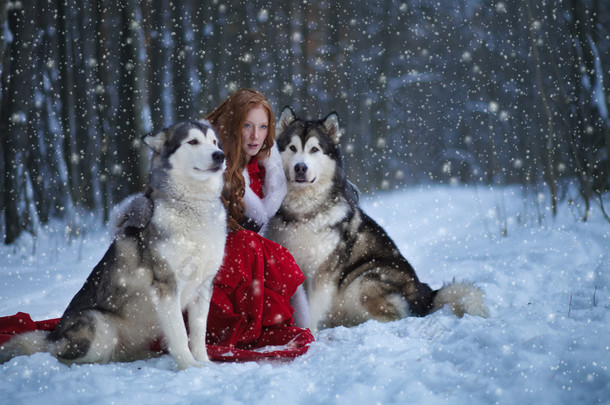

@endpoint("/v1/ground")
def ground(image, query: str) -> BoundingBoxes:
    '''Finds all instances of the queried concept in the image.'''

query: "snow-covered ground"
[1,185,608,404]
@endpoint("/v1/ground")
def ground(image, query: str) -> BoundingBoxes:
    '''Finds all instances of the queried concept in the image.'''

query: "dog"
[266,107,490,332]
[0,121,227,370]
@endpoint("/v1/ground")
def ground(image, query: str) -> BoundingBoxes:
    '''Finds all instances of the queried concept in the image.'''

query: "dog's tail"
[431,280,490,318]
[0,330,50,363]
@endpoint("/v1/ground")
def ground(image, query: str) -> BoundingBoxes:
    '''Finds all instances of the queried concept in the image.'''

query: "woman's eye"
[260,124,268,130]
[289,145,297,152]
[311,147,319,153]
[188,139,199,145]
[244,123,251,129]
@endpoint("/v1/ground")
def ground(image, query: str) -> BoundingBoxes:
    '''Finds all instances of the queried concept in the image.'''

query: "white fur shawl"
[242,144,287,235]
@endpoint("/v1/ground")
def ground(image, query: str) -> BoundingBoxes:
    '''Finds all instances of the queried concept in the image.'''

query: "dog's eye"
[311,147,319,153]
[188,139,199,145]
[289,145,297,152]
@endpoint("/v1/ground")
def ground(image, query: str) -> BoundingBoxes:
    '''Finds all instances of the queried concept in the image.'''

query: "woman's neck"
[247,156,259,166]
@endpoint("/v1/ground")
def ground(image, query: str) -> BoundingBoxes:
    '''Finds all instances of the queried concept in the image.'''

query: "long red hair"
[205,88,275,231]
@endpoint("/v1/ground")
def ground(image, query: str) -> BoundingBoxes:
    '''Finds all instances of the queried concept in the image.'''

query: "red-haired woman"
[203,88,312,360]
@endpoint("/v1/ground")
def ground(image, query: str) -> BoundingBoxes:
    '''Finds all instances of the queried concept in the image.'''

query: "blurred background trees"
[1,0,608,244]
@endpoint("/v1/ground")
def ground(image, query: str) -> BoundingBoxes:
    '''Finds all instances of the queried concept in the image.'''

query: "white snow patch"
[1,185,609,404]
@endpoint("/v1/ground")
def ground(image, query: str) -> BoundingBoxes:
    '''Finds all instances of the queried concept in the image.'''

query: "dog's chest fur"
[269,200,349,281]
[152,198,226,298]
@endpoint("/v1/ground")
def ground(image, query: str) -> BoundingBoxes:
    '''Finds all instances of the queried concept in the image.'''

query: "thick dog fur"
[0,121,227,369]
[266,107,490,331]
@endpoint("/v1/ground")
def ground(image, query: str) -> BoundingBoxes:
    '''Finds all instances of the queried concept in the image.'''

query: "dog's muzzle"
[294,162,308,183]
[211,151,225,171]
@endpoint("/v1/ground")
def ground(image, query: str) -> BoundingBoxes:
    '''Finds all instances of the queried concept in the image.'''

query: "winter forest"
[1,0,609,244]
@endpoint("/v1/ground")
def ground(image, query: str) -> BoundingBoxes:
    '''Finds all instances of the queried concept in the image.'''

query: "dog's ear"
[141,128,167,154]
[322,112,341,145]
[278,106,297,133]
[193,119,213,133]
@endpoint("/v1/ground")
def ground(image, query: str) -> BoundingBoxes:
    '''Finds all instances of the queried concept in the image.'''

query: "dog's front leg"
[187,277,214,363]
[153,294,200,370]
[307,283,336,333]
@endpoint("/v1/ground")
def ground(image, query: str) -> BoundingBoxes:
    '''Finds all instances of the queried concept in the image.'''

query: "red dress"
[0,159,314,362]
[205,229,313,360]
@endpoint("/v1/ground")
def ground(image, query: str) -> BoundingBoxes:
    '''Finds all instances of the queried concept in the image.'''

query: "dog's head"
[142,120,225,186]
[276,106,343,191]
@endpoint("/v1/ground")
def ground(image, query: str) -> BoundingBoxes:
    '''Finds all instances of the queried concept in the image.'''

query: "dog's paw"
[172,352,204,370]
[191,347,210,364]
[174,358,204,370]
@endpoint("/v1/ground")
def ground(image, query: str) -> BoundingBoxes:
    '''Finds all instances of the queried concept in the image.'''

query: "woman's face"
[241,105,269,162]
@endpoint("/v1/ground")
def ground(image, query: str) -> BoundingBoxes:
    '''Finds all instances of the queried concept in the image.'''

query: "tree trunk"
[114,1,146,201]
[1,3,36,243]
[525,0,558,216]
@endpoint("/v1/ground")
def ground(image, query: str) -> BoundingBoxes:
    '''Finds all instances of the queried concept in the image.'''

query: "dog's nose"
[294,163,307,174]
[212,151,225,163]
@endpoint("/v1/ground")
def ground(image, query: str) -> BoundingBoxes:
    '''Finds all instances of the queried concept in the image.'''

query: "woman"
[206,87,286,235]
[0,89,313,363]
[203,88,312,358]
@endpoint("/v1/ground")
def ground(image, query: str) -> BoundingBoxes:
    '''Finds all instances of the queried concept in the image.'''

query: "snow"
[1,185,609,404]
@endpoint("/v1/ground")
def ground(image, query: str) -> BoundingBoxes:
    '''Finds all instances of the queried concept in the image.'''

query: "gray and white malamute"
[0,121,227,369]
[266,107,489,331]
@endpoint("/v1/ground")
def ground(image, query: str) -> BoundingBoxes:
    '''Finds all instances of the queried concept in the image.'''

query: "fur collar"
[243,144,287,235]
